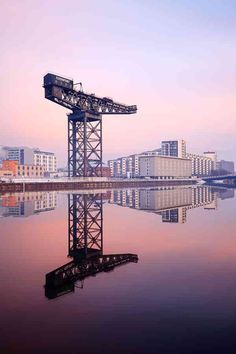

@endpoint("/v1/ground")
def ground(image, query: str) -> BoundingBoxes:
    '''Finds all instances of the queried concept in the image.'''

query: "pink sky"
[1,0,236,166]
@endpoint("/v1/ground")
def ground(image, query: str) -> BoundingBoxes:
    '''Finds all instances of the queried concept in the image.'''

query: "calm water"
[1,185,236,354]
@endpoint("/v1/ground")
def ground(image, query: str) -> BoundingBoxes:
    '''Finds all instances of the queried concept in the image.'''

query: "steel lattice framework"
[43,73,137,177]
[68,193,103,259]
[68,112,102,177]
[45,193,138,299]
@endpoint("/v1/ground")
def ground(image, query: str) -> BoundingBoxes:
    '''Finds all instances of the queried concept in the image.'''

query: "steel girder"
[45,253,138,299]
[68,194,103,259]
[68,112,102,177]
[44,84,137,115]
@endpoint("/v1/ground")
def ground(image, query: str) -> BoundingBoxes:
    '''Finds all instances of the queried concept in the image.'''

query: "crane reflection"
[45,193,138,299]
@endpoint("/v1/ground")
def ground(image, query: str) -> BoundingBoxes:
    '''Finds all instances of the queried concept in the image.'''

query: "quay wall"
[0,178,197,194]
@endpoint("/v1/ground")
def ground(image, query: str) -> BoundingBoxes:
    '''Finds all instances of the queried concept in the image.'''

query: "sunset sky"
[1,0,236,166]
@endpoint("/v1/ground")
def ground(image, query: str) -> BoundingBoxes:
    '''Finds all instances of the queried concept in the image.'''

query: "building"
[131,154,140,177]
[161,140,186,158]
[0,146,8,166]
[34,149,57,172]
[139,155,192,179]
[0,170,13,178]
[17,164,45,178]
[217,160,234,174]
[2,160,18,176]
[108,149,162,178]
[2,146,57,173]
[186,153,214,176]
[108,140,220,179]
[203,152,217,170]
[1,160,44,178]
[108,159,122,177]
[7,146,34,165]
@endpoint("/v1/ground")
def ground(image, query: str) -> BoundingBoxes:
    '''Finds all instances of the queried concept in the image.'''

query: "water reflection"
[45,193,138,299]
[0,191,57,217]
[0,185,236,353]
[109,186,235,223]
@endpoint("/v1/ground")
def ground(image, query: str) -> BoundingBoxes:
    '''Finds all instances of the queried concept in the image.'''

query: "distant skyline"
[1,0,236,166]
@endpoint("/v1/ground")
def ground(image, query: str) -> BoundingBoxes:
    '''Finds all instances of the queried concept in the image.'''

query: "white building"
[33,149,57,173]
[109,149,162,178]
[203,152,217,170]
[2,146,57,173]
[139,155,192,179]
[186,153,214,176]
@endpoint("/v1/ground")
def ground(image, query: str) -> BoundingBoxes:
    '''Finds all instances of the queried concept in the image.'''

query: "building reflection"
[45,193,138,299]
[109,186,235,223]
[0,192,57,218]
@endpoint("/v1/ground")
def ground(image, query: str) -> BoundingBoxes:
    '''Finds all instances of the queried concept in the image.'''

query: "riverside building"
[108,139,218,178]
[161,140,186,158]
[186,153,214,177]
[108,149,161,178]
[139,155,192,179]
[204,152,217,170]
[2,146,57,173]
[1,160,44,178]
[217,160,234,174]
[34,149,57,173]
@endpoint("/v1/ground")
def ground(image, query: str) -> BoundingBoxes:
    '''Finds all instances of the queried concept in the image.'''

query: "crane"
[45,193,138,299]
[43,73,137,177]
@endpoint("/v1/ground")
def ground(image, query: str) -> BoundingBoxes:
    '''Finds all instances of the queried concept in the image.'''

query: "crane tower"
[43,74,137,177]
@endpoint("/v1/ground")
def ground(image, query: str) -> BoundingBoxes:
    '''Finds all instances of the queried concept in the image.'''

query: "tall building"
[217,160,234,174]
[7,146,34,165]
[161,140,186,158]
[203,151,217,170]
[186,153,214,176]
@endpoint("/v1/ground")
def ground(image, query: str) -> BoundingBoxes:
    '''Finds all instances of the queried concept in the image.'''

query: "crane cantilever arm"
[44,74,137,115]
[45,253,138,299]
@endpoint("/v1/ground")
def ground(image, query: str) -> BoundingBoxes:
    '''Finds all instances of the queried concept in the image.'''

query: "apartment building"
[108,149,161,178]
[7,146,34,165]
[186,153,214,176]
[1,160,44,178]
[34,149,57,172]
[204,152,217,170]
[161,140,186,158]
[139,155,192,179]
[3,146,57,173]
[108,140,219,178]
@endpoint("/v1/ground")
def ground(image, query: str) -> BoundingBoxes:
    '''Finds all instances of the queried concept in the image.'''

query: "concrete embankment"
[0,178,197,193]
